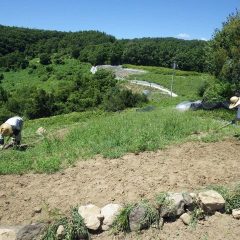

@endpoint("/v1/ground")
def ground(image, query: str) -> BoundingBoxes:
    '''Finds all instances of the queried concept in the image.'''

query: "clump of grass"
[155,192,173,214]
[111,201,159,234]
[138,200,160,229]
[42,217,69,240]
[111,204,134,234]
[155,192,168,207]
[189,206,205,228]
[41,207,89,240]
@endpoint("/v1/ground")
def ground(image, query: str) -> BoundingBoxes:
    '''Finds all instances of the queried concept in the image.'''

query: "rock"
[183,193,194,206]
[78,204,101,231]
[0,228,17,240]
[161,193,186,218]
[180,213,191,225]
[16,223,45,240]
[36,127,46,136]
[101,203,122,231]
[232,209,240,219]
[33,207,42,214]
[198,190,225,213]
[129,205,148,231]
[189,192,197,199]
[24,197,31,202]
[56,225,65,239]
[0,191,6,198]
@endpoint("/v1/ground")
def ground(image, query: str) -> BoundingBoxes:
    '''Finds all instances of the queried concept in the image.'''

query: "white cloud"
[200,37,208,41]
[176,33,190,39]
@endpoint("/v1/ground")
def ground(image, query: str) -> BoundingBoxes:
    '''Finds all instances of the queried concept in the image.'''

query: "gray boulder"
[16,223,46,240]
[161,193,186,218]
[129,205,148,231]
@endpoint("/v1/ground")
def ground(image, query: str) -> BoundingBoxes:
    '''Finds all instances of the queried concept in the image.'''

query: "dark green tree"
[204,10,240,100]
[39,53,51,65]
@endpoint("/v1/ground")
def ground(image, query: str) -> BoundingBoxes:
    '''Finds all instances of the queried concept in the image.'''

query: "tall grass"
[0,107,234,175]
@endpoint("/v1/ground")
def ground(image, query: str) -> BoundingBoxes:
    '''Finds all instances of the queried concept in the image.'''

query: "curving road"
[130,80,178,97]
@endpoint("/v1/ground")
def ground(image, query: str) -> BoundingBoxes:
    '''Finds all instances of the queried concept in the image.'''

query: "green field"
[123,64,216,98]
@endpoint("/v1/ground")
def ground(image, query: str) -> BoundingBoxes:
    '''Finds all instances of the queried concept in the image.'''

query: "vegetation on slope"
[0,25,207,72]
[204,10,240,101]
[0,58,147,121]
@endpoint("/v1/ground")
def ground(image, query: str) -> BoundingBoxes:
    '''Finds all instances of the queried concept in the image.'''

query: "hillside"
[0,25,207,71]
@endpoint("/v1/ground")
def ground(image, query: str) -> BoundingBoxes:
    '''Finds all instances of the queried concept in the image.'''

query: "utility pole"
[170,61,177,97]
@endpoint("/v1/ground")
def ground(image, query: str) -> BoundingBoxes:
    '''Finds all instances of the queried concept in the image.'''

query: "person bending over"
[0,116,24,149]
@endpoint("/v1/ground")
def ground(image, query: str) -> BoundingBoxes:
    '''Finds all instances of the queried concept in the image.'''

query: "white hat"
[229,96,240,109]
[0,123,13,136]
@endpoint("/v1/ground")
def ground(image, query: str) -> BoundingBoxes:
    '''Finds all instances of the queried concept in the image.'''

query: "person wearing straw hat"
[229,96,240,124]
[0,116,23,149]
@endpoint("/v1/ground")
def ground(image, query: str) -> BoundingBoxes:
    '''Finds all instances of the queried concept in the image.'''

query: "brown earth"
[0,138,240,239]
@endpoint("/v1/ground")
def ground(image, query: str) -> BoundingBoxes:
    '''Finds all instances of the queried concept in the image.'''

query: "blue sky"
[0,0,239,40]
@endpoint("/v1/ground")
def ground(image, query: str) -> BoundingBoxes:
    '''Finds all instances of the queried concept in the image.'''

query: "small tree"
[39,53,51,65]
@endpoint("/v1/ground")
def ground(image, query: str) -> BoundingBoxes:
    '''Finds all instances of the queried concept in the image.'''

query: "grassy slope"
[0,63,238,174]
[1,58,91,93]
[123,64,216,98]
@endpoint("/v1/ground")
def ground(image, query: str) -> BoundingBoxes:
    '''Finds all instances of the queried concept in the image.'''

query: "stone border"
[1,190,240,240]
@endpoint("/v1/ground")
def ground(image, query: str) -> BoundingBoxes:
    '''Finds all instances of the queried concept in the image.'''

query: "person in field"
[229,96,240,124]
[0,116,24,149]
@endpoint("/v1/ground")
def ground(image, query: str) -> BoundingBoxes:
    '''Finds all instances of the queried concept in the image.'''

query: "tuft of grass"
[41,207,89,240]
[138,200,160,230]
[189,206,205,228]
[155,192,169,208]
[111,204,134,234]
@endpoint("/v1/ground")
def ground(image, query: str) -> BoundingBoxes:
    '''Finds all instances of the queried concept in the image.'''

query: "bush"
[203,82,232,102]
[40,53,51,65]
[103,88,147,112]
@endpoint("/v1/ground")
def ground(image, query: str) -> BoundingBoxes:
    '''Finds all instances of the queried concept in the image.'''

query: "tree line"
[0,25,207,72]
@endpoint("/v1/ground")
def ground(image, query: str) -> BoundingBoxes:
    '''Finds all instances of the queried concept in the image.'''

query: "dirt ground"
[0,138,240,239]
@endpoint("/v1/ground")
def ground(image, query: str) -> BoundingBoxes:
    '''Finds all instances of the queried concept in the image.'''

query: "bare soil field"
[1,138,240,239]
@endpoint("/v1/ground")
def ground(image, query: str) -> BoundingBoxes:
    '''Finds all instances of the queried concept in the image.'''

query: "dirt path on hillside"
[0,139,240,238]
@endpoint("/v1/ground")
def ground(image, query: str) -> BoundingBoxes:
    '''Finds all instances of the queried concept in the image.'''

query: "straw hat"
[229,96,240,109]
[0,123,13,136]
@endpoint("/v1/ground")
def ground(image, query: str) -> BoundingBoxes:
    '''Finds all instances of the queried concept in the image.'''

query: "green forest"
[0,25,206,71]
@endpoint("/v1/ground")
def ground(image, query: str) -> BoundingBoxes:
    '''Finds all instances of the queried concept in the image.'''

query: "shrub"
[103,88,147,112]
[40,53,51,65]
